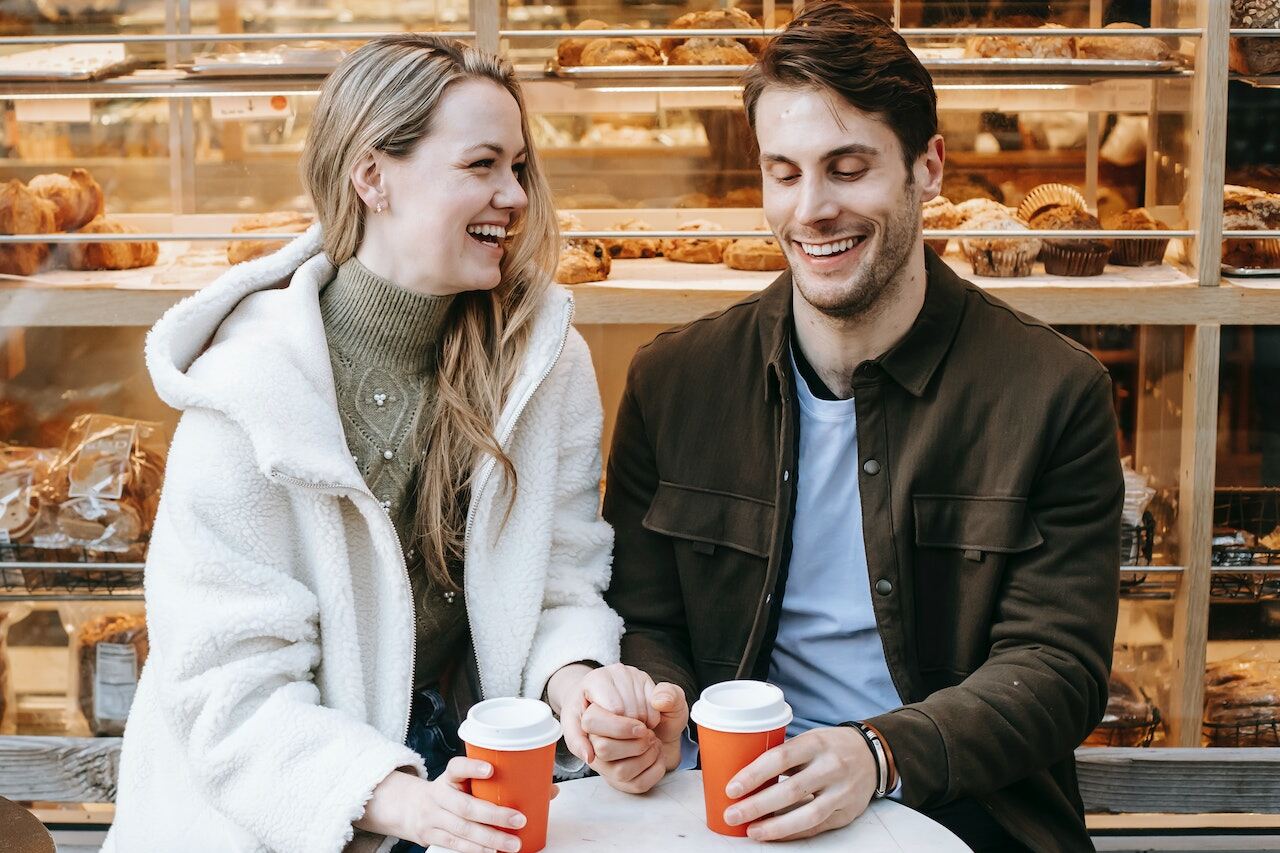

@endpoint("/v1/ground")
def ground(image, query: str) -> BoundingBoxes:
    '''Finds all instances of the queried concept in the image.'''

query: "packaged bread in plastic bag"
[0,446,57,546]
[60,603,148,736]
[0,603,32,734]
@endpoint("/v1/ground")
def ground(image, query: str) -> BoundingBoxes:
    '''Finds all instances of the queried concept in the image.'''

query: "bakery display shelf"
[1076,747,1280,817]
[0,70,325,99]
[0,555,144,601]
[0,737,122,804]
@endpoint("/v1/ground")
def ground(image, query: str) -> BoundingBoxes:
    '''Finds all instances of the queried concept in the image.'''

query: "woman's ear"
[349,152,387,211]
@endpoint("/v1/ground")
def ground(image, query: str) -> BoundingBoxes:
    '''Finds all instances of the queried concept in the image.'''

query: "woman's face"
[367,78,529,295]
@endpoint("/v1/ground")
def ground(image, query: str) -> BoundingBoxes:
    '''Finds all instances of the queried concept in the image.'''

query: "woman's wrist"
[355,768,419,839]
[545,661,598,715]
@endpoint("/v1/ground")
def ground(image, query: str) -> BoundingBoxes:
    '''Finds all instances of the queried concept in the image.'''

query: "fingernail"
[481,763,493,777]
[725,809,740,825]
[509,813,526,829]
[726,783,742,798]
[632,724,645,736]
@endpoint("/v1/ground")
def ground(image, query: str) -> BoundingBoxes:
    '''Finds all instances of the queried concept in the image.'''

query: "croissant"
[65,216,158,270]
[226,210,313,265]
[0,179,56,275]
[29,168,105,231]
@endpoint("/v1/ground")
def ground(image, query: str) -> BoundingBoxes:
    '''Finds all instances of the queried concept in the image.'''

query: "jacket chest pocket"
[643,481,773,666]
[912,494,1043,675]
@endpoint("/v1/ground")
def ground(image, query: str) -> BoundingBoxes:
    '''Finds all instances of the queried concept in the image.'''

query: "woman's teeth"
[466,224,506,244]
[799,236,863,257]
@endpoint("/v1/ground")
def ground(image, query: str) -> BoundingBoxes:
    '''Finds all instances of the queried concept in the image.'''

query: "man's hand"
[583,678,688,793]
[721,725,877,841]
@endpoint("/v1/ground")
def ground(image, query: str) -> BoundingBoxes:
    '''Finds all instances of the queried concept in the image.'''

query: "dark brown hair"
[742,1,938,171]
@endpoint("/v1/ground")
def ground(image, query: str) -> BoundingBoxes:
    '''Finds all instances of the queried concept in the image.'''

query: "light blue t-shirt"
[766,352,901,736]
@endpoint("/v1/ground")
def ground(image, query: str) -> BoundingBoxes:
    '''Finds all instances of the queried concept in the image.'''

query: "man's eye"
[773,173,799,185]
[834,170,866,180]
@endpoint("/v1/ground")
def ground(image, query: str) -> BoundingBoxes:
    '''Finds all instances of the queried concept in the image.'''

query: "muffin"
[1018,182,1088,223]
[724,238,786,271]
[922,196,963,255]
[966,22,1075,60]
[1076,22,1170,62]
[1229,0,1280,75]
[960,210,1042,278]
[662,220,729,264]
[603,218,661,259]
[580,36,663,67]
[955,197,1013,224]
[1222,211,1280,270]
[555,239,611,284]
[1030,205,1110,276]
[1104,208,1170,266]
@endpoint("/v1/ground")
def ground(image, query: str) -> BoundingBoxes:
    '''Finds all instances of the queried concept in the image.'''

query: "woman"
[105,36,630,853]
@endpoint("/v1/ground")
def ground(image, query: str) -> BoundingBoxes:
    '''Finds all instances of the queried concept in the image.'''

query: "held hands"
[548,663,689,794]
[357,759,557,853]
[720,725,877,841]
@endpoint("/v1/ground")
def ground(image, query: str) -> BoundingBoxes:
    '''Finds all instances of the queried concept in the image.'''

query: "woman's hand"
[548,662,660,763]
[356,759,530,853]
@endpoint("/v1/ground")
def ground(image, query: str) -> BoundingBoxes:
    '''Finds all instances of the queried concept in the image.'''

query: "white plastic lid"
[690,680,793,734]
[457,697,563,752]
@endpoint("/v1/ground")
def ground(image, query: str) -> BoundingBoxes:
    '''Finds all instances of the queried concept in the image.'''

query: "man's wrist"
[544,661,599,714]
[861,722,898,793]
[840,721,896,797]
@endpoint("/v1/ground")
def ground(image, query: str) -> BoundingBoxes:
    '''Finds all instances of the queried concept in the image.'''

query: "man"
[580,3,1122,851]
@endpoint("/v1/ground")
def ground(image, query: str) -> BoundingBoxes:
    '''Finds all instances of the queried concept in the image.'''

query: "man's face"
[755,86,928,319]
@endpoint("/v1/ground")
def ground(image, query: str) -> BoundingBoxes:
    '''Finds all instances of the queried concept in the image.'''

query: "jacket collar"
[756,245,967,398]
[147,224,573,491]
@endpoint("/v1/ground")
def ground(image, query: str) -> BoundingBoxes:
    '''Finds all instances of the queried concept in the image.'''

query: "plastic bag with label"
[59,602,148,736]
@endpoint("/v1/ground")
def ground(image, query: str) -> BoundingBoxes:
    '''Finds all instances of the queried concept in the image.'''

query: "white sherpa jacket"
[103,225,623,853]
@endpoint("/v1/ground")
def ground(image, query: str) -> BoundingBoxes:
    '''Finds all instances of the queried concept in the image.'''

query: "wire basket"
[1085,706,1162,748]
[1203,716,1280,748]
[0,542,146,594]
[1212,487,1280,568]
[1120,511,1155,566]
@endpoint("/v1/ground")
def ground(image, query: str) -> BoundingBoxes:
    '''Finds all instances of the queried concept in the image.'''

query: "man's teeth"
[466,224,506,239]
[799,237,860,257]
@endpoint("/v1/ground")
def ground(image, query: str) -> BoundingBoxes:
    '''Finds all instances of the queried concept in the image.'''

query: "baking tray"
[0,46,140,81]
[182,49,344,77]
[1222,264,1280,277]
[919,57,1179,73]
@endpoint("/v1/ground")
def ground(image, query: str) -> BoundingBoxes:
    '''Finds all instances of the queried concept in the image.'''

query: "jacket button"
[875,579,893,596]
[863,459,881,475]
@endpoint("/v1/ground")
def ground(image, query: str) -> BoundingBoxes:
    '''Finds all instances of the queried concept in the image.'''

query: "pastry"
[1076,22,1170,62]
[555,239,610,284]
[954,197,1013,224]
[580,36,663,67]
[1222,211,1280,269]
[76,613,148,737]
[28,168,104,231]
[1104,208,1170,266]
[0,179,57,275]
[716,186,763,208]
[555,19,609,68]
[668,37,755,66]
[1224,184,1272,215]
[227,210,313,265]
[676,192,713,209]
[724,238,786,271]
[1018,182,1088,223]
[965,22,1075,60]
[960,210,1042,278]
[662,220,729,264]
[1229,0,1280,75]
[1030,205,1110,276]
[941,172,1004,205]
[922,196,963,255]
[65,217,159,270]
[661,7,765,57]
[1084,676,1158,747]
[603,218,661,259]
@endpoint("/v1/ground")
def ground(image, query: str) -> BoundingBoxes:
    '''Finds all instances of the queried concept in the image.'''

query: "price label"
[211,95,293,121]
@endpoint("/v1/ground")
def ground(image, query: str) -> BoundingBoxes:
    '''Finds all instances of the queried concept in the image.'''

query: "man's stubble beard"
[792,185,921,322]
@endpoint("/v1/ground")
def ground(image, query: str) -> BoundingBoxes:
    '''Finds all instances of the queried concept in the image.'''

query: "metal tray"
[182,49,344,77]
[549,63,750,79]
[0,45,139,81]
[1222,264,1280,277]
[919,57,1179,73]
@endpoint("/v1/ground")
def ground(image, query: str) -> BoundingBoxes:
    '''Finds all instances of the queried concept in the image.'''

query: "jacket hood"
[145,223,572,490]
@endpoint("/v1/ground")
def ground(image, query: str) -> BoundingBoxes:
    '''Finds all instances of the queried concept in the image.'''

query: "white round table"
[431,770,969,852]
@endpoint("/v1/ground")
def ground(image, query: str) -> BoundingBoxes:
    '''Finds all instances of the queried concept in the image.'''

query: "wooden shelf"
[3,255,1280,326]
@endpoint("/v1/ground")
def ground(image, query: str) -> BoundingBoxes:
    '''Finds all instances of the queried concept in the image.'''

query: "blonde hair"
[301,35,559,590]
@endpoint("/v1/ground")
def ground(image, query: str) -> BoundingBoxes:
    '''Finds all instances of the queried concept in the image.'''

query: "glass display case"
[0,0,1276,843]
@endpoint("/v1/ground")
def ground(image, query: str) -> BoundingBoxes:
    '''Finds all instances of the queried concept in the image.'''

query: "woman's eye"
[513,162,527,175]
[471,159,495,169]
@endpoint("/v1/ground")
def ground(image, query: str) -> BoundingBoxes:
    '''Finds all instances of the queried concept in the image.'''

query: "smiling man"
[592,3,1123,852]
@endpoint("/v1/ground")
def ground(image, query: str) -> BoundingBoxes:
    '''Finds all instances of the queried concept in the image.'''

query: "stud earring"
[374,201,385,214]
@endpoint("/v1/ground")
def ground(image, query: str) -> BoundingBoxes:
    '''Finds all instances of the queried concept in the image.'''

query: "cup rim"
[458,696,563,752]
[690,680,793,734]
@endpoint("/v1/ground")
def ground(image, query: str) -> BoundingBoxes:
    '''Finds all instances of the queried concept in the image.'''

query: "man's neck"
[791,244,928,399]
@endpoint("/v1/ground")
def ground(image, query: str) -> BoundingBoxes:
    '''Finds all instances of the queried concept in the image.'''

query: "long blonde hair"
[301,35,559,590]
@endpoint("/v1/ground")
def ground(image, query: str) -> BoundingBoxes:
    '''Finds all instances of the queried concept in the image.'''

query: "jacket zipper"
[269,470,418,744]
[461,298,575,700]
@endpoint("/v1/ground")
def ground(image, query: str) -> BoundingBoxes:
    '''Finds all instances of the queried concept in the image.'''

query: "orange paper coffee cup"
[458,697,562,853]
[691,681,793,837]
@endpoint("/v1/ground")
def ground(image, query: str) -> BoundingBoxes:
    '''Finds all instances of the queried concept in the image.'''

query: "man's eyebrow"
[759,143,880,166]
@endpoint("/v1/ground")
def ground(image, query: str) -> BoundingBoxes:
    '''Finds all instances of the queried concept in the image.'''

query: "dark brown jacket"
[603,249,1122,852]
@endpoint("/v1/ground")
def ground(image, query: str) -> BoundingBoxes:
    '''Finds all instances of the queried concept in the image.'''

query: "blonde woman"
[104,36,645,853]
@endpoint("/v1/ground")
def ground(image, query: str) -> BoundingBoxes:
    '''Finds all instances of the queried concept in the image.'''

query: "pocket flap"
[643,481,774,558]
[913,494,1043,554]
